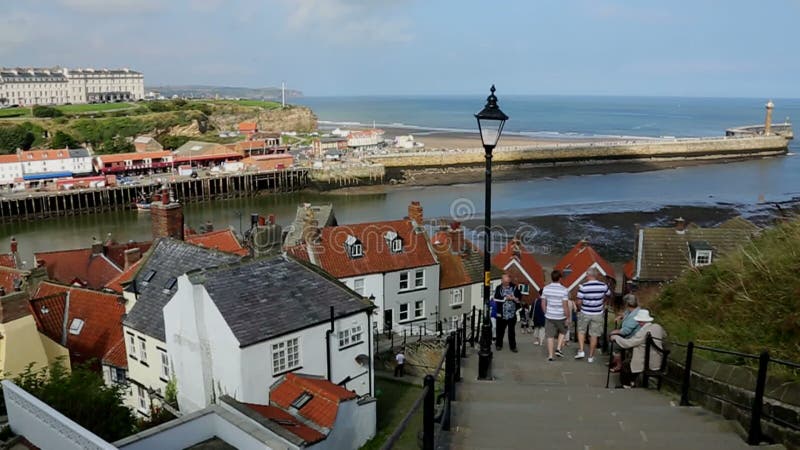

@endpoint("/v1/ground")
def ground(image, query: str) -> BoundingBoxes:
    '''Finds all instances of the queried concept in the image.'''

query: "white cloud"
[279,0,414,44]
[57,0,163,14]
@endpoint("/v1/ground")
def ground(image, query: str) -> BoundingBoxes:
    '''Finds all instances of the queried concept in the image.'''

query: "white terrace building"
[0,67,144,106]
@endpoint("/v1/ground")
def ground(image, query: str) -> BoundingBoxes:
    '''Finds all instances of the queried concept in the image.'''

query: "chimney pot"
[408,201,424,225]
[675,217,686,233]
[268,214,276,225]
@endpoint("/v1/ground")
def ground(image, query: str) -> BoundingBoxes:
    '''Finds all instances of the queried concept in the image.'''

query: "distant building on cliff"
[0,67,144,106]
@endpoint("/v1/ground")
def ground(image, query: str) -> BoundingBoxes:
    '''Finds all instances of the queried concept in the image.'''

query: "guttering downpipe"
[60,291,71,346]
[326,305,334,382]
[366,309,373,396]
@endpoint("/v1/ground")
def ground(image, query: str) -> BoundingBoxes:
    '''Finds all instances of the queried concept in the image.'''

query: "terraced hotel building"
[0,67,144,106]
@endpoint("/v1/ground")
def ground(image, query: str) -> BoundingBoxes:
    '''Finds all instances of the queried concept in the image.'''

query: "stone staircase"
[443,340,784,450]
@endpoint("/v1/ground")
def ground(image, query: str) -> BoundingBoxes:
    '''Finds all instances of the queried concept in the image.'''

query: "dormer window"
[385,231,403,253]
[689,241,713,267]
[344,235,363,258]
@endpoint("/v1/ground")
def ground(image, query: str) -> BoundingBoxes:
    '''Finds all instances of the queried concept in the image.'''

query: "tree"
[14,361,136,442]
[0,125,35,153]
[51,131,78,149]
[156,134,190,150]
[32,105,63,118]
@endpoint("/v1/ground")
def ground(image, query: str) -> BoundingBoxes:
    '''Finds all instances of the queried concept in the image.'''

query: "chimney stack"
[675,217,686,234]
[511,238,522,257]
[151,187,184,240]
[408,201,424,225]
[91,237,103,255]
[123,247,141,269]
[448,222,465,255]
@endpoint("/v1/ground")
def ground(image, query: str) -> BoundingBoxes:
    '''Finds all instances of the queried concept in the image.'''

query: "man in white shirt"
[541,270,571,361]
[394,349,405,377]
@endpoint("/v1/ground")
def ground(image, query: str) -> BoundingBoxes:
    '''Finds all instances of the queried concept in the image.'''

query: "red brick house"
[492,238,546,304]
[554,240,616,295]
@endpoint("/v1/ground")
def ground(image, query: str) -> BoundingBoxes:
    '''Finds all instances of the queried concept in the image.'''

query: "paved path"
[445,338,764,450]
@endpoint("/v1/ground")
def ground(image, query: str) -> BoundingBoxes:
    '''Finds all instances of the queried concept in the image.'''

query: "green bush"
[14,361,136,442]
[157,134,191,150]
[51,130,78,149]
[32,105,63,118]
[652,219,800,362]
[0,124,36,153]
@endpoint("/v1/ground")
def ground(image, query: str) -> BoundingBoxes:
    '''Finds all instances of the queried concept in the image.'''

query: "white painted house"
[18,148,93,182]
[163,256,375,413]
[286,201,440,334]
[120,238,241,417]
[0,154,23,187]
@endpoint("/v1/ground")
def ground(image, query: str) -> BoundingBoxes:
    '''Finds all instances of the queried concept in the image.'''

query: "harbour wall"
[0,169,309,223]
[367,135,790,169]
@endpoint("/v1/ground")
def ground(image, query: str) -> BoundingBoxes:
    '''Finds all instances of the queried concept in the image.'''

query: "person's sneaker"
[555,349,564,358]
[575,351,585,359]
[511,348,518,353]
[547,356,554,362]
[587,357,595,363]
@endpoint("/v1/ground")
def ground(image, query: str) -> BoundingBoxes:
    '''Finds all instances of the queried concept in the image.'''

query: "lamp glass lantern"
[475,85,509,149]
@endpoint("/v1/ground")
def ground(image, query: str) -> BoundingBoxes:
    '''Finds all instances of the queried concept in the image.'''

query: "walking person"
[494,273,522,352]
[532,293,546,345]
[575,267,612,363]
[394,349,406,377]
[519,303,531,334]
[542,270,570,361]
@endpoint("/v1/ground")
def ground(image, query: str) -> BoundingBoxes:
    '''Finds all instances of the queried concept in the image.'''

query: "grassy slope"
[360,379,423,450]
[651,218,800,361]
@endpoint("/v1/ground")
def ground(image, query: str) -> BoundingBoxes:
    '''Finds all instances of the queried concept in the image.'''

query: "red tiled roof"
[0,253,17,268]
[623,260,635,280]
[554,241,615,289]
[19,148,74,161]
[30,282,126,367]
[287,220,436,278]
[0,154,19,164]
[270,373,357,429]
[243,403,326,444]
[34,248,122,290]
[104,259,141,293]
[104,241,152,269]
[238,122,258,132]
[96,151,172,164]
[186,229,249,256]
[102,338,128,368]
[226,139,271,153]
[0,266,26,293]
[492,239,545,292]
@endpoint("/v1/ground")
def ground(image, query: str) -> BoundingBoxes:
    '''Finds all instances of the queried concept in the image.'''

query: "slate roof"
[270,373,357,429]
[432,232,503,289]
[492,239,546,292]
[283,203,337,248]
[554,241,615,290]
[634,217,758,282]
[190,256,372,347]
[123,238,241,341]
[34,248,122,290]
[287,219,437,279]
[30,282,126,367]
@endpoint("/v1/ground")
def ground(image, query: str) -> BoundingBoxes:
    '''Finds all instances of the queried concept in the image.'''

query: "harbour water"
[2,95,799,258]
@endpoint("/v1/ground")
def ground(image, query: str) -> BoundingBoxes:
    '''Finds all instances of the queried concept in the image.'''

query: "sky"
[2,0,799,97]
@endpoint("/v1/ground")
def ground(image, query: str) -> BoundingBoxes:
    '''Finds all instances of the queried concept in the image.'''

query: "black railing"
[380,313,472,450]
[632,335,800,446]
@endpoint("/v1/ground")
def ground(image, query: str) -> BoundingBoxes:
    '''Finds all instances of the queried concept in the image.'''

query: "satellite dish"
[355,354,369,367]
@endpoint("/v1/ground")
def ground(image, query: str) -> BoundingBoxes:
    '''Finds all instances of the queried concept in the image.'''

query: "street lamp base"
[477,322,494,380]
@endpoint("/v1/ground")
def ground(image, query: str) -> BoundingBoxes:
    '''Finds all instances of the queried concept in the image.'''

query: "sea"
[3,95,800,258]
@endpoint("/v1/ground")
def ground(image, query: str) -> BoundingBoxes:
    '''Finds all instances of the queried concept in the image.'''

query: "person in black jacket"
[494,273,522,352]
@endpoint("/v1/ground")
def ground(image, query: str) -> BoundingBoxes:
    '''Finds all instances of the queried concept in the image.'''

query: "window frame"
[399,303,410,322]
[138,337,148,365]
[352,277,365,296]
[399,271,409,291]
[414,300,424,319]
[414,269,425,288]
[694,250,712,266]
[350,243,363,258]
[137,385,148,412]
[272,337,301,375]
[391,238,402,253]
[127,333,137,360]
[449,288,464,307]
[159,350,170,380]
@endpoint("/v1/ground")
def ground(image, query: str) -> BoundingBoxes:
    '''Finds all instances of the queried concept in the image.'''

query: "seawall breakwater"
[367,135,791,169]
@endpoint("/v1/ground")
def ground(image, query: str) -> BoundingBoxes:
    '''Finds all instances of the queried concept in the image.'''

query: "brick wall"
[151,202,184,240]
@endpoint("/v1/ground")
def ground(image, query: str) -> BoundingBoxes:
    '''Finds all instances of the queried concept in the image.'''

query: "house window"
[110,367,127,384]
[399,272,409,291]
[450,288,464,306]
[127,333,137,359]
[160,350,170,379]
[399,303,409,321]
[353,278,365,296]
[272,337,300,374]
[138,338,147,363]
[345,235,363,259]
[519,284,530,295]
[338,324,364,348]
[414,300,424,318]
[291,392,313,409]
[695,250,712,266]
[391,238,403,253]
[414,270,425,288]
[137,386,147,412]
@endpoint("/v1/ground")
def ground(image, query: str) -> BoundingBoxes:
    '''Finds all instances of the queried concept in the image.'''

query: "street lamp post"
[475,85,508,380]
